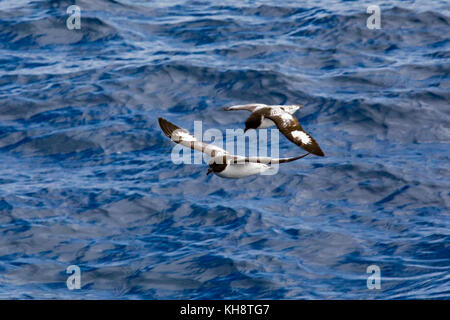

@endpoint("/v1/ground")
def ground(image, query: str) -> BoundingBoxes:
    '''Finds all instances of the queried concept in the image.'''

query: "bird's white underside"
[215,162,272,178]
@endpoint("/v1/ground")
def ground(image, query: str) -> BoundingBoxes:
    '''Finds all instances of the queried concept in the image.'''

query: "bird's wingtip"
[316,149,325,157]
[158,117,169,130]
[158,117,181,138]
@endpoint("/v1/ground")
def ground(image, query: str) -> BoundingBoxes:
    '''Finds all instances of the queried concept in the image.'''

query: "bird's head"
[244,117,260,133]
[207,156,228,176]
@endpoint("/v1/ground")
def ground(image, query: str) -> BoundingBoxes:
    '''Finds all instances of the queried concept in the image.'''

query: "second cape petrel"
[223,104,325,156]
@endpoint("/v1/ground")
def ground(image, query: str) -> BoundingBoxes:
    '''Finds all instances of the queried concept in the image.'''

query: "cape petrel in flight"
[158,117,310,179]
[223,104,325,157]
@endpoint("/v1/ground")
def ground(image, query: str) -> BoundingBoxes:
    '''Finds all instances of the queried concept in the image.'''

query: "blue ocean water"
[0,0,449,299]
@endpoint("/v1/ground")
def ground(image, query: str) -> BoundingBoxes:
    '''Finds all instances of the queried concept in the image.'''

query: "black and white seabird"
[223,103,325,157]
[158,117,310,179]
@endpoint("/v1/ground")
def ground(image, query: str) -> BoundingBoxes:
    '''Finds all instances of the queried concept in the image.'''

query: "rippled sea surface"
[0,0,449,299]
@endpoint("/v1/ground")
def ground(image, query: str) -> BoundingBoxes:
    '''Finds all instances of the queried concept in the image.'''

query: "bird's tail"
[272,152,310,164]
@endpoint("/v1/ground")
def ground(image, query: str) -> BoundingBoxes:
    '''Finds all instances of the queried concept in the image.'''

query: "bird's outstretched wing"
[158,118,228,157]
[223,103,266,112]
[260,107,325,157]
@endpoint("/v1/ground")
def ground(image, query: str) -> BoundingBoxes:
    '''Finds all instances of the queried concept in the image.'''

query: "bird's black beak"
[206,168,213,175]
